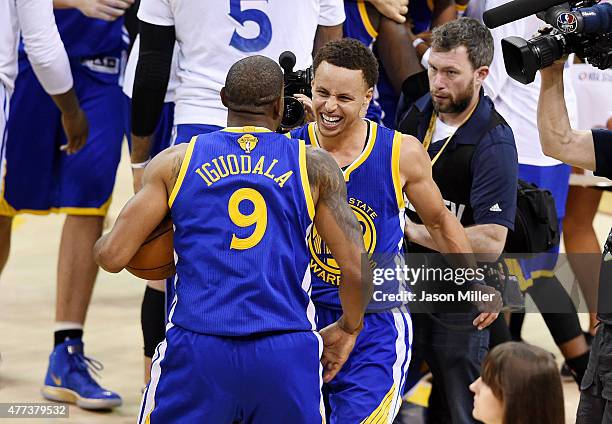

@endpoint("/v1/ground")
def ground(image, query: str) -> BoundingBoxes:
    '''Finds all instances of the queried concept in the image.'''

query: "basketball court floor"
[0,144,609,423]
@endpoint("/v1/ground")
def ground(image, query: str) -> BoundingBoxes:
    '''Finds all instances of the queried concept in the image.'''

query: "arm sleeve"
[16,0,73,95]
[470,127,518,230]
[125,0,141,52]
[137,0,173,25]
[318,0,345,26]
[594,129,612,180]
[131,21,175,137]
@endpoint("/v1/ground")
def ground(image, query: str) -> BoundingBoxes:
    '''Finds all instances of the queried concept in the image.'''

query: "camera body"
[499,1,612,84]
[279,51,313,131]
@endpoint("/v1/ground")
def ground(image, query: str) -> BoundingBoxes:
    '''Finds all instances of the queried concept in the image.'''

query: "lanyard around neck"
[423,101,478,166]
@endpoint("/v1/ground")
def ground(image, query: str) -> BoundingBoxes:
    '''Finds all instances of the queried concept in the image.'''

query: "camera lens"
[501,35,565,84]
[530,34,566,69]
[281,96,306,129]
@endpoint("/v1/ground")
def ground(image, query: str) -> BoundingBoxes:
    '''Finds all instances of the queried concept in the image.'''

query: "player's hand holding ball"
[126,215,175,280]
[319,317,363,383]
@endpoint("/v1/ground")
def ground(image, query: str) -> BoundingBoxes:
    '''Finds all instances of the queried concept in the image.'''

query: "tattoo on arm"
[306,147,363,246]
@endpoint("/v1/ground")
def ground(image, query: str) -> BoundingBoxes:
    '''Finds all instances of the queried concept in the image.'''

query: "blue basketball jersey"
[409,0,434,34]
[343,0,376,46]
[19,11,126,84]
[343,0,384,124]
[54,11,125,59]
[168,127,316,336]
[292,121,406,311]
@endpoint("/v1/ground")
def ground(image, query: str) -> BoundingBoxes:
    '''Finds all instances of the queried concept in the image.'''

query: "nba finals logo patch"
[309,198,377,286]
[237,134,259,154]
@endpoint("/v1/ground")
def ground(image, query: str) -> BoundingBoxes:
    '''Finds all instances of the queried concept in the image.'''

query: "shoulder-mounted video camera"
[484,0,612,84]
[278,51,313,130]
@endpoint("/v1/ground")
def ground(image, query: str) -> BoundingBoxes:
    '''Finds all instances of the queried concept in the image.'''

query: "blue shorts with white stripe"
[139,325,325,424]
[316,305,412,424]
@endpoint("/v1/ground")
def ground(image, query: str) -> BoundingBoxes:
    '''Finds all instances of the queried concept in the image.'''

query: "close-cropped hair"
[223,55,284,109]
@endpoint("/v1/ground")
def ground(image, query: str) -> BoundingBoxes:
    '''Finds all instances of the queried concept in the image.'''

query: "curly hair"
[313,38,379,88]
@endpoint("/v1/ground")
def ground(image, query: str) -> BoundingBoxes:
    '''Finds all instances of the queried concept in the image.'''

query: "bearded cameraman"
[538,58,612,422]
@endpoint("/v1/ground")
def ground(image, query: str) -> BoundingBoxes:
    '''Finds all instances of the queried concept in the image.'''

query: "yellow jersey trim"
[0,196,17,217]
[344,121,377,182]
[283,132,292,139]
[299,140,316,221]
[361,384,396,424]
[504,258,555,291]
[391,131,406,210]
[308,123,319,148]
[222,126,273,133]
[358,0,378,39]
[168,136,197,208]
[0,196,112,217]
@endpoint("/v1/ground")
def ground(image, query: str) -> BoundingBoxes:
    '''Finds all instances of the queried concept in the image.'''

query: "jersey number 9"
[228,188,268,250]
[229,0,273,52]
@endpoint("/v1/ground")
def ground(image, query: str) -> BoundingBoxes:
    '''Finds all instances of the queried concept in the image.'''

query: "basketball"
[126,216,175,280]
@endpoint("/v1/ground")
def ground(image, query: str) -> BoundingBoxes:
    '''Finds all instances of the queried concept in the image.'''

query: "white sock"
[54,321,83,332]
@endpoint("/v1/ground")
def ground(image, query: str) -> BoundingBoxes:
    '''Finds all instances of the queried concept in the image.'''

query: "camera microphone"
[278,51,313,130]
[483,0,567,29]
[279,51,297,75]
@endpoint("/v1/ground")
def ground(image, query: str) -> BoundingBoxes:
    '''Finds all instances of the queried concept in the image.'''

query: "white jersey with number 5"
[138,0,344,127]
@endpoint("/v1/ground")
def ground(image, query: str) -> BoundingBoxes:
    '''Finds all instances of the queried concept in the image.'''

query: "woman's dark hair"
[481,342,564,424]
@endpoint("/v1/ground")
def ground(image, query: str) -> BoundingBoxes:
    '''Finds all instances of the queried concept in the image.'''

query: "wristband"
[131,157,152,169]
[412,38,425,48]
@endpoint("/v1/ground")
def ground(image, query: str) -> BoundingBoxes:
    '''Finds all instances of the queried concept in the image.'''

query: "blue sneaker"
[41,339,122,410]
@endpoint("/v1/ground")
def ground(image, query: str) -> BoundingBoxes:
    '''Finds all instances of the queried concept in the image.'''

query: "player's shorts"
[0,83,9,200]
[508,163,571,289]
[172,123,223,145]
[139,325,325,424]
[0,62,124,217]
[316,304,412,424]
[122,96,175,158]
